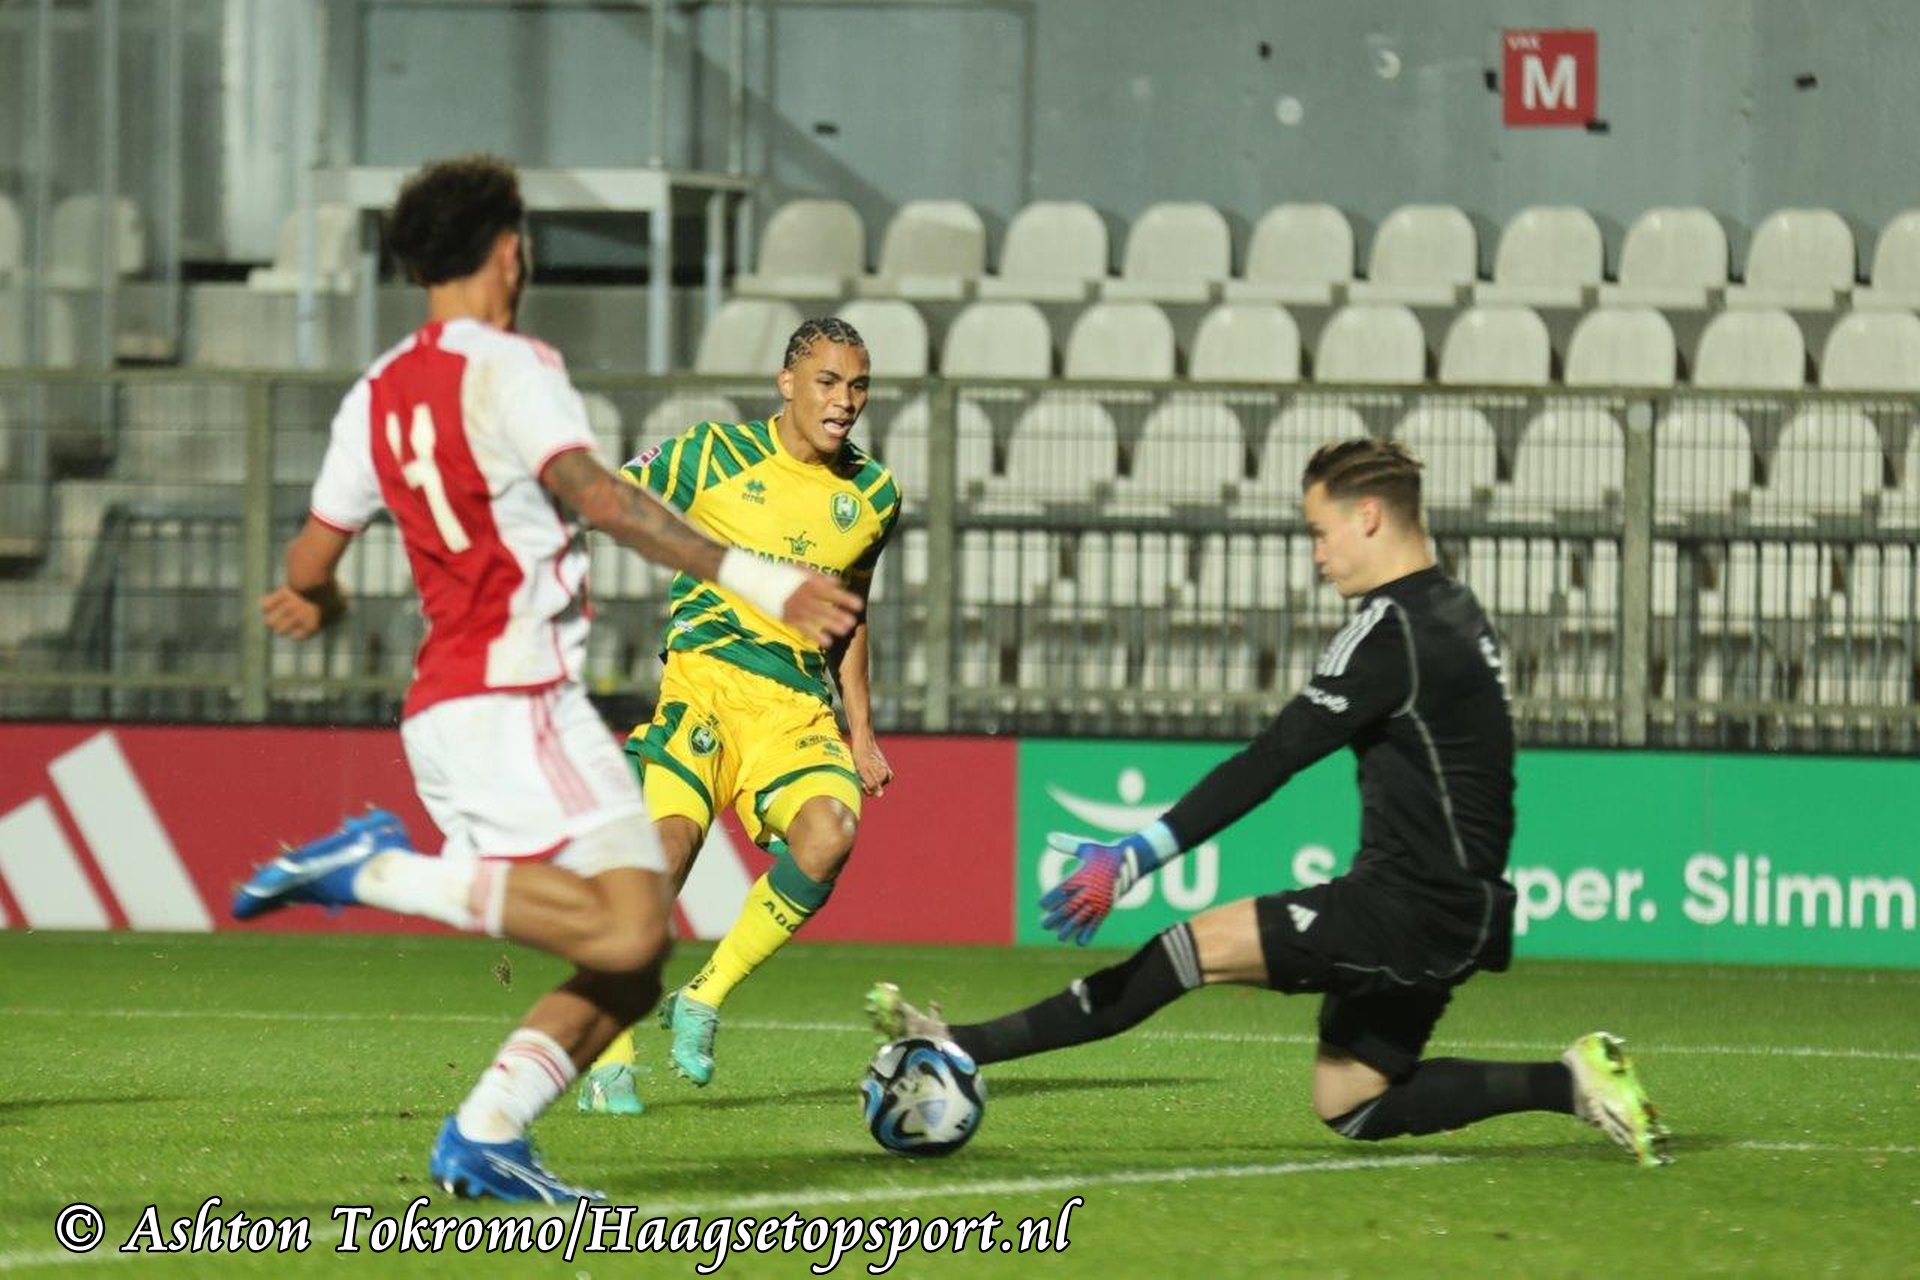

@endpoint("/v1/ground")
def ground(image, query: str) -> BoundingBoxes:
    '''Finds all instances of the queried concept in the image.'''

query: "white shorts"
[401,683,664,877]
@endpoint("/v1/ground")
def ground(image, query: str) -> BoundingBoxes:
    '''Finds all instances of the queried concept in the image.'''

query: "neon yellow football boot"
[1564,1031,1672,1166]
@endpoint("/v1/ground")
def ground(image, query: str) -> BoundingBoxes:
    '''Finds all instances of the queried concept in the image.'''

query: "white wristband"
[718,547,807,620]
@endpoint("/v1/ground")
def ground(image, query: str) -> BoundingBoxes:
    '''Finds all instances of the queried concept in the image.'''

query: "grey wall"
[13,1,1919,275]
[690,0,1919,277]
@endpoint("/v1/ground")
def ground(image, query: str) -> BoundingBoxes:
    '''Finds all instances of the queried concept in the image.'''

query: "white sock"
[350,852,508,936]
[455,1028,578,1143]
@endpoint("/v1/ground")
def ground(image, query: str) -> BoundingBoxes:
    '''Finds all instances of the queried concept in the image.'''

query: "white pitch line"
[4,1006,1919,1064]
[632,1153,1461,1217]
[1737,1141,1920,1156]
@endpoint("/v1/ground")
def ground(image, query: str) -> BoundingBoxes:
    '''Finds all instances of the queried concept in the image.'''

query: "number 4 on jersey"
[385,404,472,553]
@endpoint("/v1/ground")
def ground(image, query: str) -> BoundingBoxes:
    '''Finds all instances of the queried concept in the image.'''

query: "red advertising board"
[1502,29,1597,127]
[0,725,1016,945]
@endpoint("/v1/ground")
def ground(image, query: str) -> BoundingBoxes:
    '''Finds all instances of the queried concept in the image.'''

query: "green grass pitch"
[0,931,1914,1277]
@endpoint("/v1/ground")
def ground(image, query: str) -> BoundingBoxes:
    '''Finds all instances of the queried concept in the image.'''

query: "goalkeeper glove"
[1038,820,1182,946]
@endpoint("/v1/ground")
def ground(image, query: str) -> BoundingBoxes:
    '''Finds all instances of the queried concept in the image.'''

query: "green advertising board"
[1016,742,1920,968]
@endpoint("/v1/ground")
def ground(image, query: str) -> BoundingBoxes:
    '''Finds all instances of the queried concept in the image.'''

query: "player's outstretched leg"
[578,1029,645,1116]
[1564,1031,1672,1166]
[868,923,1205,1066]
[231,809,410,919]
[865,982,949,1043]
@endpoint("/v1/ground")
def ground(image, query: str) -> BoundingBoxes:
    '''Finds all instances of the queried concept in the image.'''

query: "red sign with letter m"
[1503,29,1598,127]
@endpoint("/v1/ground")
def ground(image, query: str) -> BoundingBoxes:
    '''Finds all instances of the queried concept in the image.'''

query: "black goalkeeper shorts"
[1253,879,1470,1081]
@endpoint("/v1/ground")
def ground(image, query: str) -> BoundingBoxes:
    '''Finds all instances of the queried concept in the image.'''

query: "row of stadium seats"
[696,295,1920,390]
[478,528,1920,642]
[736,198,1920,311]
[577,394,1919,529]
[0,193,145,285]
[601,391,1920,527]
[150,193,1919,311]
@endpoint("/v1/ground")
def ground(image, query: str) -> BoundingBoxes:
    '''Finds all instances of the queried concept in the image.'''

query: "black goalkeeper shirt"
[1162,565,1518,969]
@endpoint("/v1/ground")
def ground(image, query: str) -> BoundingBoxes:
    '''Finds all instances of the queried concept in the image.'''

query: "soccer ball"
[861,1037,985,1157]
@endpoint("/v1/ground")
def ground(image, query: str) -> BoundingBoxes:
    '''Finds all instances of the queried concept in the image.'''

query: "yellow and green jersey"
[620,413,900,705]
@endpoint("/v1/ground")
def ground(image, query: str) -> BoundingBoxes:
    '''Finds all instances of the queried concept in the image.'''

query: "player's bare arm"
[261,516,353,640]
[829,610,891,797]
[541,448,862,647]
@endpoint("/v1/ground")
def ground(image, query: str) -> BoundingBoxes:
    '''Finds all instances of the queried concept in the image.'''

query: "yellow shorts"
[626,649,863,847]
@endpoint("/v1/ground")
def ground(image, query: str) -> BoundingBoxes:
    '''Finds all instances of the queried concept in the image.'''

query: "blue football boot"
[231,808,410,921]
[428,1115,604,1204]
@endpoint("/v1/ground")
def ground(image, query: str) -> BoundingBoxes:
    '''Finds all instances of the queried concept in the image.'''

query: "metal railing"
[0,369,1915,752]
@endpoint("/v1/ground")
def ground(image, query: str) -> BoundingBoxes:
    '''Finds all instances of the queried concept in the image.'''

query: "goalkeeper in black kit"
[870,437,1671,1166]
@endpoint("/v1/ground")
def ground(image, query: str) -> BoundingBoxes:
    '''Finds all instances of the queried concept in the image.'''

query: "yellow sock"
[588,1026,636,1072]
[682,872,820,1009]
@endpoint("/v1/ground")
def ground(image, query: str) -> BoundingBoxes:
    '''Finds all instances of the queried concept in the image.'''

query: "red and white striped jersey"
[309,318,600,718]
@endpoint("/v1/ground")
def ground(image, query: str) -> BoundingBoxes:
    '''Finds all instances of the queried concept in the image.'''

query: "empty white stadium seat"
[1314,304,1425,384]
[1882,430,1920,529]
[1221,203,1354,306]
[0,289,78,367]
[1655,406,1752,519]
[693,299,803,375]
[1064,302,1176,380]
[1474,206,1604,308]
[991,394,1119,506]
[1692,309,1807,389]
[1110,396,1246,512]
[1759,408,1884,523]
[1725,208,1856,310]
[1854,210,1920,311]
[976,201,1108,302]
[882,396,995,504]
[0,195,21,280]
[1819,311,1920,391]
[855,200,987,300]
[1502,407,1624,516]
[1839,544,1916,630]
[1598,207,1727,309]
[1438,306,1551,386]
[835,299,930,377]
[1236,403,1367,515]
[48,194,146,286]
[736,198,865,299]
[246,203,360,292]
[1801,639,1908,711]
[1394,407,1497,509]
[1188,304,1300,382]
[959,528,1054,607]
[635,395,745,454]
[1564,308,1677,387]
[1348,205,1477,306]
[942,301,1053,378]
[1102,202,1231,303]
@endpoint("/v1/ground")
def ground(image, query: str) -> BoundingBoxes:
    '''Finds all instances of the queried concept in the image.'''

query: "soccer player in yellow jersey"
[580,318,899,1111]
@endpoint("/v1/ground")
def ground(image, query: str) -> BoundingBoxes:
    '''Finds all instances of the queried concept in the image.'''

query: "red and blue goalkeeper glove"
[1038,821,1182,946]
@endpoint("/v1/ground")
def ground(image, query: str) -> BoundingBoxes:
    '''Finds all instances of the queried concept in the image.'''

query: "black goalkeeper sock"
[1327,1059,1576,1140]
[948,924,1204,1066]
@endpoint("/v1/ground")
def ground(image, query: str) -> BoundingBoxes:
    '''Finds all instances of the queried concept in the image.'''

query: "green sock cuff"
[768,854,833,912]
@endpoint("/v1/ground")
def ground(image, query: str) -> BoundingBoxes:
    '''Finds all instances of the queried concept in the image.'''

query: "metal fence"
[0,369,1915,752]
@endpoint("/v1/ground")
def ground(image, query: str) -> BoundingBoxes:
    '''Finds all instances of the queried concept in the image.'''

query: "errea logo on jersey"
[1301,683,1350,714]
[0,732,211,931]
